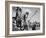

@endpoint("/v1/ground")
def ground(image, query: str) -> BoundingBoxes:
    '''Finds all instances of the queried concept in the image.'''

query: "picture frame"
[5,1,45,37]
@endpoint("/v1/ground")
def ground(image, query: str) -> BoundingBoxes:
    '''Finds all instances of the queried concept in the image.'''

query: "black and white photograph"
[5,1,45,37]
[12,7,40,31]
[9,4,44,35]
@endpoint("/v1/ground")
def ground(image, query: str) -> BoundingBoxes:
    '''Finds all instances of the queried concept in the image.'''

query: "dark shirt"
[23,15,26,22]
[32,24,36,30]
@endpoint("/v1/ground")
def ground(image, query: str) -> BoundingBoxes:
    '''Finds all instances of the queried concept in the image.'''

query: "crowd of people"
[12,7,40,31]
